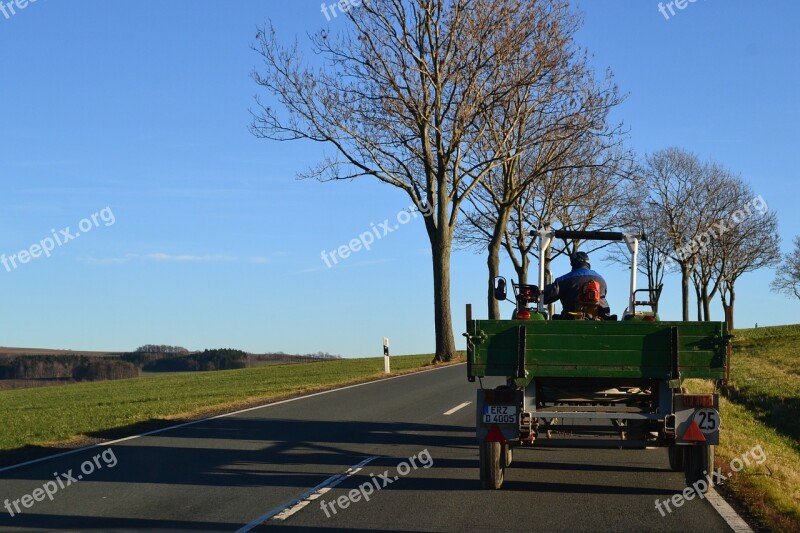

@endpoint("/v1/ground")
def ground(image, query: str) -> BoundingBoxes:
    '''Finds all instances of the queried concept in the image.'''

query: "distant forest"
[0,345,342,384]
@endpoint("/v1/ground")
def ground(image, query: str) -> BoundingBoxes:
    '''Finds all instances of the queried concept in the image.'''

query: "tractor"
[464,230,730,490]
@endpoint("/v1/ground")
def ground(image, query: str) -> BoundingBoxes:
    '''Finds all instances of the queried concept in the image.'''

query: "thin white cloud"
[143,253,236,262]
[249,252,290,264]
[82,253,281,265]
[297,265,330,274]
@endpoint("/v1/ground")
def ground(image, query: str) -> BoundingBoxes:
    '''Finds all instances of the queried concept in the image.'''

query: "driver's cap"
[570,251,590,268]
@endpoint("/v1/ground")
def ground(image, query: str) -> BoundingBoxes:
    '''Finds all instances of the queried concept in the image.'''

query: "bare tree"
[502,181,558,285]
[771,236,800,300]
[691,241,719,321]
[715,196,781,331]
[638,148,725,321]
[621,155,780,326]
[462,141,633,316]
[688,167,746,321]
[458,66,630,319]
[608,182,672,310]
[252,0,571,360]
[454,0,586,319]
[551,147,635,255]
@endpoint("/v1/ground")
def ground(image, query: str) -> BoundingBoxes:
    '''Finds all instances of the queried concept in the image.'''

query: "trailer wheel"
[684,444,714,489]
[503,443,513,468]
[480,441,504,489]
[668,444,684,471]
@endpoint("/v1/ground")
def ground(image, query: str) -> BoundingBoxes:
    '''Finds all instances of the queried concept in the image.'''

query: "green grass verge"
[0,353,457,452]
[685,324,800,532]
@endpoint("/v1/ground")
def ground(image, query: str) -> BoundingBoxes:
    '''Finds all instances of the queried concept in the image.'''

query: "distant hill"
[0,347,342,360]
[0,347,124,357]
[0,347,343,388]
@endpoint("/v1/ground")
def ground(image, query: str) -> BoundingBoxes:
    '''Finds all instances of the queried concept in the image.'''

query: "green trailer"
[465,230,731,490]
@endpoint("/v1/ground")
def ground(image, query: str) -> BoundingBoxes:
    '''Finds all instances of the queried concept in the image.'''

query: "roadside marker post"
[383,338,390,373]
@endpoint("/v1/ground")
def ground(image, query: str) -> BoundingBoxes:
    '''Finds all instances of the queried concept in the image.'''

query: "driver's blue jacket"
[543,267,610,314]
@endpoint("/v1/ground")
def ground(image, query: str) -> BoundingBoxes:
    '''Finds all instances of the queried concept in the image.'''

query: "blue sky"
[0,0,797,356]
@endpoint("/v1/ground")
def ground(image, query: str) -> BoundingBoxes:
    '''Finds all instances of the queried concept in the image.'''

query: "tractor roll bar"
[535,229,643,314]
[553,230,624,241]
[552,230,644,242]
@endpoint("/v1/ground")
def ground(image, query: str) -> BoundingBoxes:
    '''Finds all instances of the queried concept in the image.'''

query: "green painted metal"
[466,320,729,381]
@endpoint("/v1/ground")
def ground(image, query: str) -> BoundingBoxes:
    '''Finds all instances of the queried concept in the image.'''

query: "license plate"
[483,405,517,424]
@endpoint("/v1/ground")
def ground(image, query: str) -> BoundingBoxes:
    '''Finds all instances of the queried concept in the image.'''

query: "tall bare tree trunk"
[513,254,530,289]
[487,208,512,319]
[545,246,555,317]
[519,256,529,286]
[694,284,703,321]
[487,246,502,319]
[430,226,456,361]
[681,265,691,321]
[722,290,735,332]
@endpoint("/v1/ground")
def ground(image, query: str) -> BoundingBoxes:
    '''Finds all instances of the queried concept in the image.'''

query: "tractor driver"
[543,252,611,318]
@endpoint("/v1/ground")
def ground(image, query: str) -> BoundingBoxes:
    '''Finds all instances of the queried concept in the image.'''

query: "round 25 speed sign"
[693,408,720,434]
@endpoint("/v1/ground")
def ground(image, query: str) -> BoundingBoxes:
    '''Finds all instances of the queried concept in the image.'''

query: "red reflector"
[517,308,531,320]
[682,420,707,442]
[485,425,507,443]
[683,395,714,408]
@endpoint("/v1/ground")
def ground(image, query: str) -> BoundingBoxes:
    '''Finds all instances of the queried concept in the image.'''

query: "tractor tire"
[480,441,504,490]
[668,444,684,472]
[684,444,714,489]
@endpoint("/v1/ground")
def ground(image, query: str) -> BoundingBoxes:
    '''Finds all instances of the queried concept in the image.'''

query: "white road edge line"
[706,488,754,533]
[0,363,465,474]
[235,456,379,532]
[443,401,472,416]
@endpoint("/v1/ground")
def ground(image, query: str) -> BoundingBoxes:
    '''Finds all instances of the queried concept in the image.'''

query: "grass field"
[685,324,800,533]
[0,353,455,452]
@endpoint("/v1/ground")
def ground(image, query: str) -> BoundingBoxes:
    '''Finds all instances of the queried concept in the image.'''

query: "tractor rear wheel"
[480,441,504,489]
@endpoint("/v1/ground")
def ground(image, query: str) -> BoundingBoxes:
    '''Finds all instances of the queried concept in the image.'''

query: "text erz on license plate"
[483,405,517,424]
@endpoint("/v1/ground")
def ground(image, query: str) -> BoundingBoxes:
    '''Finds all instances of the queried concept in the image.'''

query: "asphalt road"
[0,364,736,532]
